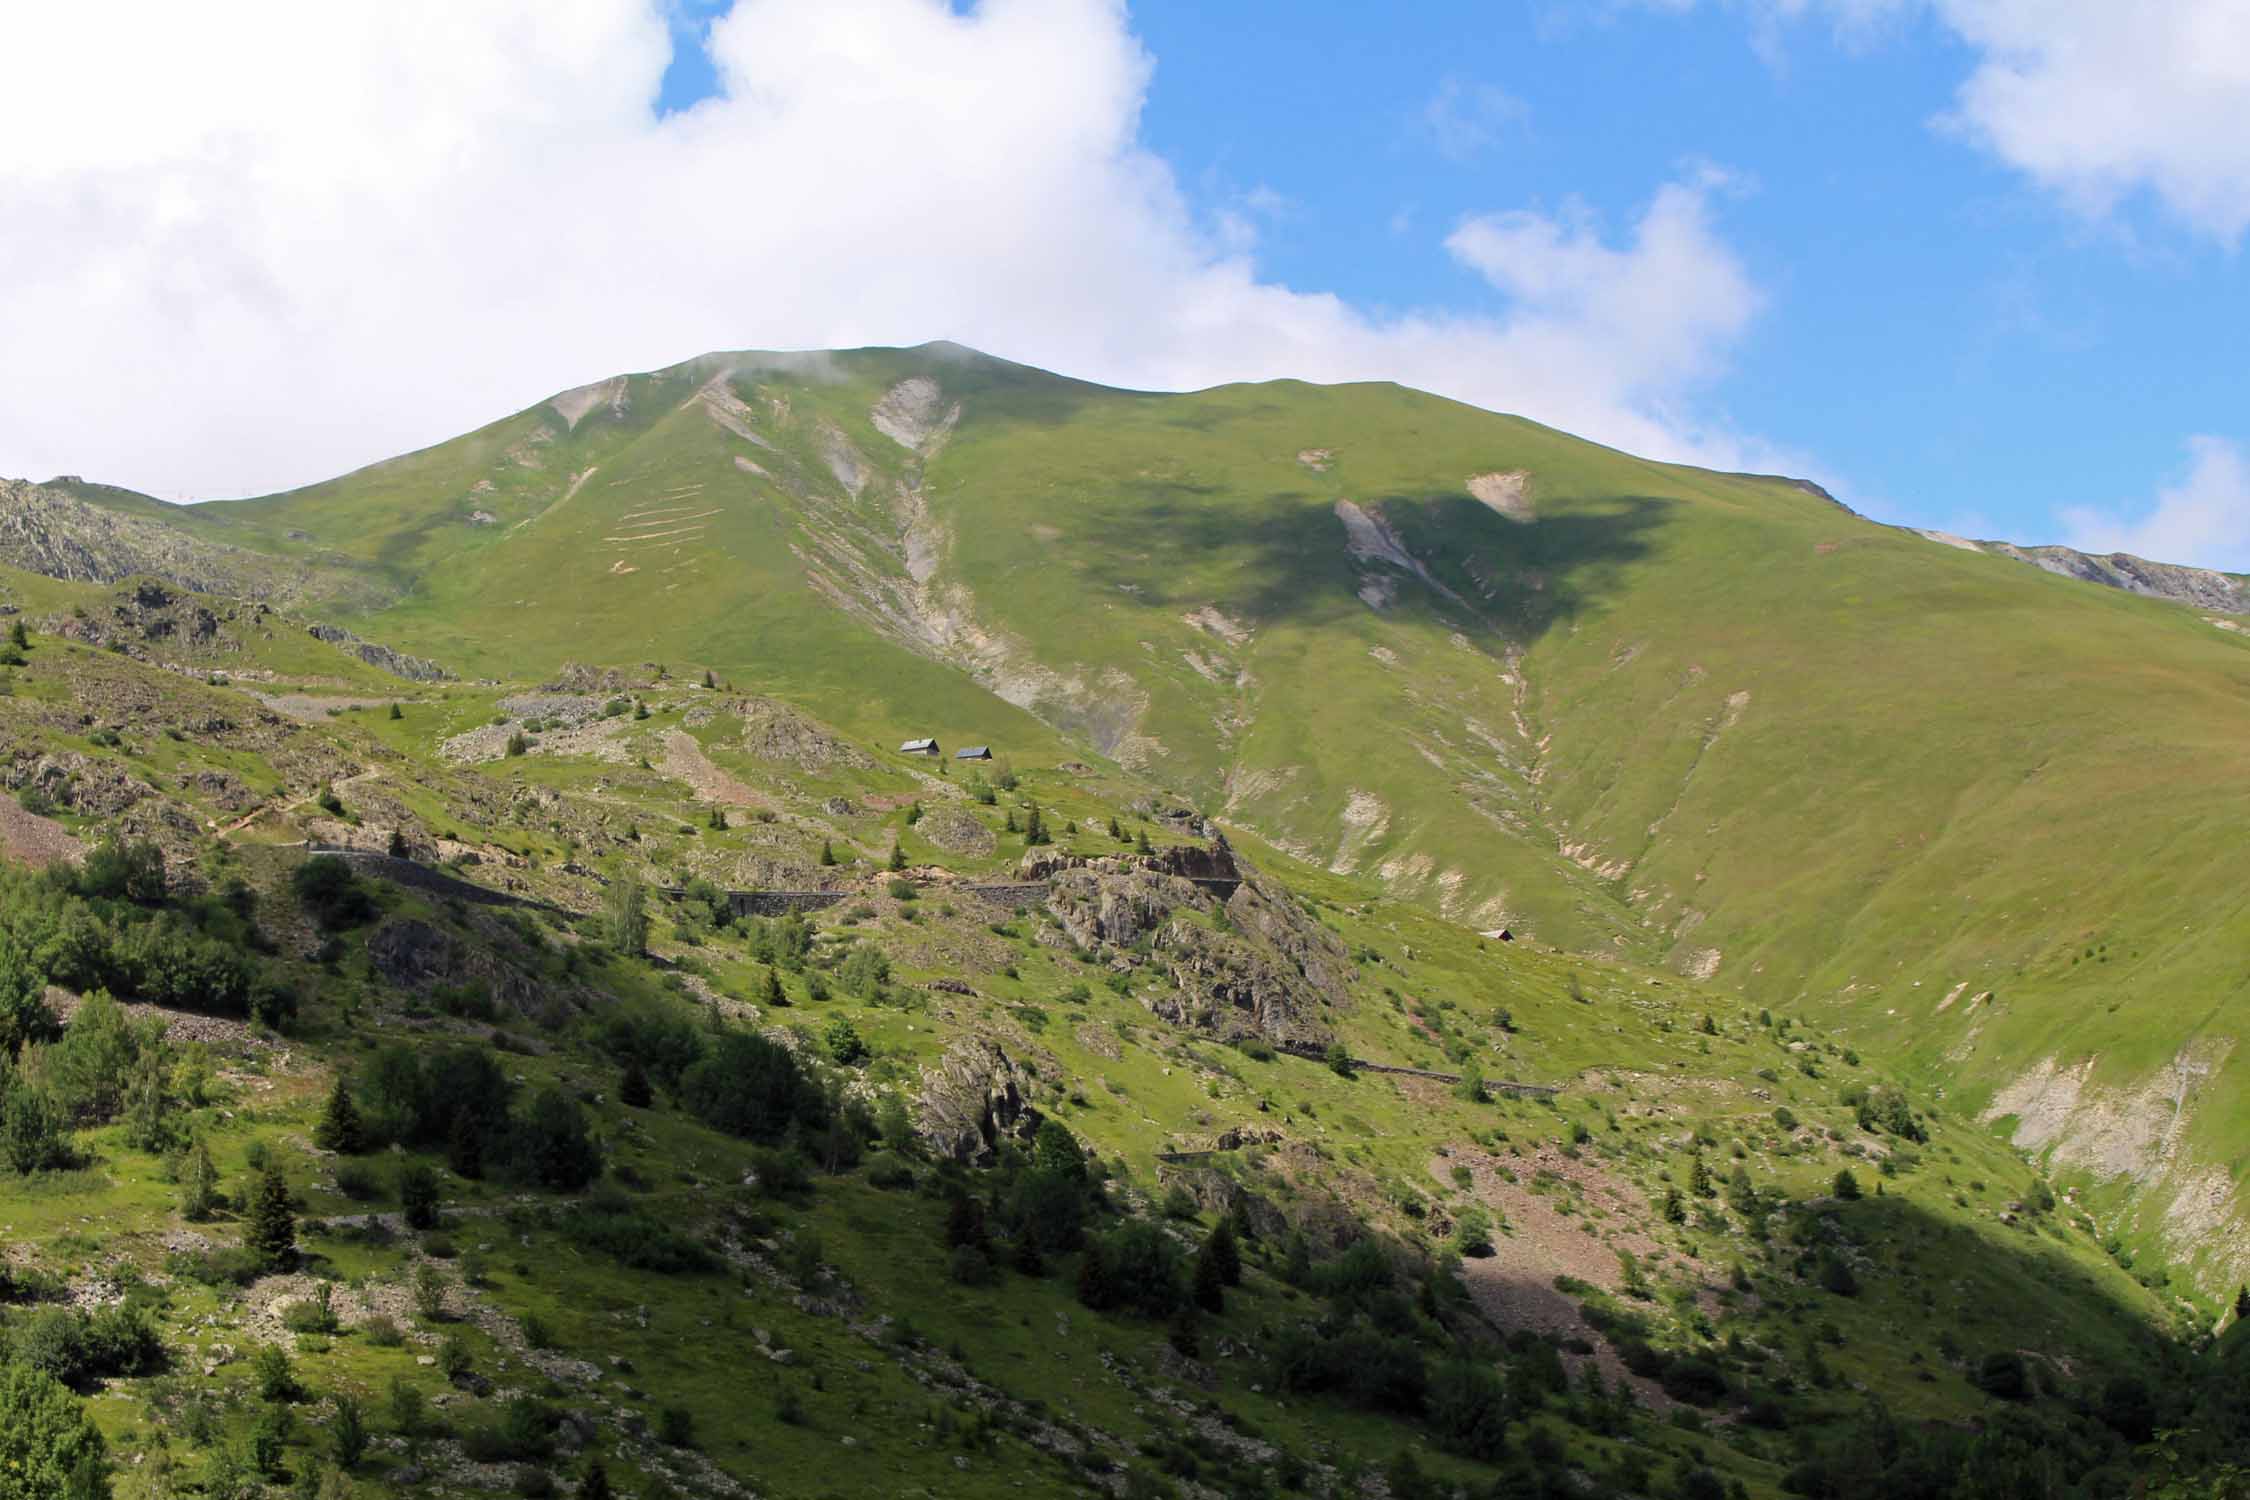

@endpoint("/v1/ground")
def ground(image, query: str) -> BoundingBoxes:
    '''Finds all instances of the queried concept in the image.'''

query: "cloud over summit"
[0,0,1771,498]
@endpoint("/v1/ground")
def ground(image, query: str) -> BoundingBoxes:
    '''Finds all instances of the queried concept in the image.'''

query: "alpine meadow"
[0,333,2242,1500]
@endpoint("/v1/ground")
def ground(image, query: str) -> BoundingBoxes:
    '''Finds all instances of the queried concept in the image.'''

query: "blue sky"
[6,0,2248,565]
[647,0,2250,557]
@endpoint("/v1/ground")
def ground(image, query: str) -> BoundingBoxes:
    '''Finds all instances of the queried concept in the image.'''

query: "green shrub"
[292,857,375,930]
[0,1363,111,1497]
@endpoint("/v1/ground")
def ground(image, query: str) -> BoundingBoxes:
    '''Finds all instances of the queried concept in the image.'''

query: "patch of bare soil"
[659,730,771,810]
[252,693,396,724]
[0,798,82,866]
[1433,1144,1688,1408]
[1467,470,1534,523]
[49,988,269,1051]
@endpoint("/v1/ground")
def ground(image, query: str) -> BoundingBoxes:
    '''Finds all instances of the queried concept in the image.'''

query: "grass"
[4,347,2244,1486]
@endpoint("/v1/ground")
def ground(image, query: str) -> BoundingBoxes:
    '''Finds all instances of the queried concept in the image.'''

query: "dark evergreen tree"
[446,1111,483,1180]
[1204,1218,1242,1287]
[817,839,836,867]
[619,1058,652,1109]
[245,1160,297,1272]
[581,1458,613,1500]
[399,1161,440,1230]
[1075,1237,1115,1311]
[312,1075,366,1155]
[887,841,907,873]
[1192,1236,1226,1313]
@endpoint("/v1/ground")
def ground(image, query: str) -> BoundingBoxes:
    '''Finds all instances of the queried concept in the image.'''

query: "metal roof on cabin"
[899,738,938,751]
[955,746,990,757]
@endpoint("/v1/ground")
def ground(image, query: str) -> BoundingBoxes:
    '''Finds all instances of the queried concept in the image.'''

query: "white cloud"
[1649,0,2250,241]
[1446,179,1762,406]
[2060,437,2250,572]
[1423,76,1529,161]
[0,0,1774,498]
[1938,0,2250,242]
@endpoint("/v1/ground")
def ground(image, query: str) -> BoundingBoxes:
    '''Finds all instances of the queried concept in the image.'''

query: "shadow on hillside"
[1067,482,1673,647]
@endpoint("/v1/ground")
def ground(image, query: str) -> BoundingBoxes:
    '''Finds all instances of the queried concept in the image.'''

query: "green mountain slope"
[15,343,2250,1287]
[0,588,2239,1499]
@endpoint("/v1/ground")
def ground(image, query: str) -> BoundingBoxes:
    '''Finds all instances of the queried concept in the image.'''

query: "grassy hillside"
[51,342,2227,1290]
[0,582,2236,1500]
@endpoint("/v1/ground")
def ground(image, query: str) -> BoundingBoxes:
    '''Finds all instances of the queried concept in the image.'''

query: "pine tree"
[399,1162,440,1231]
[1023,802,1049,846]
[1205,1218,1242,1287]
[1075,1238,1114,1311]
[619,1058,652,1109]
[759,967,787,1008]
[1660,1187,1686,1225]
[887,841,907,873]
[708,807,726,831]
[1688,1153,1714,1198]
[121,1051,178,1154]
[1833,1169,1862,1201]
[1134,828,1152,855]
[181,1137,220,1220]
[446,1112,483,1179]
[581,1459,614,1500]
[1107,816,1124,841]
[312,1075,365,1155]
[245,1161,297,1272]
[8,618,26,651]
[818,839,836,867]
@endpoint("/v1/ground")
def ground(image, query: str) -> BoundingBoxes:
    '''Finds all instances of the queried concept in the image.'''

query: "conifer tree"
[446,1112,483,1179]
[312,1075,365,1155]
[818,839,836,867]
[245,1160,297,1272]
[759,967,787,1008]
[619,1058,652,1109]
[1689,1153,1714,1198]
[1192,1242,1226,1313]
[1204,1218,1242,1287]
[581,1459,613,1500]
[887,841,907,873]
[181,1137,220,1220]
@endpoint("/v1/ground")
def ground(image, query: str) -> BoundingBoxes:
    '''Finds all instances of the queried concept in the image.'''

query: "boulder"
[916,1039,1042,1166]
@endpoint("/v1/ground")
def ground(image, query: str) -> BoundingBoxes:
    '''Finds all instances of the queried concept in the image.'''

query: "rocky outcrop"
[1034,837,1350,1045]
[366,914,564,1024]
[915,1038,1041,1166]
[0,478,384,610]
[1907,528,2250,613]
[307,624,450,682]
[733,697,875,770]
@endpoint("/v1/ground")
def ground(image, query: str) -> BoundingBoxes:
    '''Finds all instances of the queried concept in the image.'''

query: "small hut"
[955,745,993,761]
[899,737,941,757]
